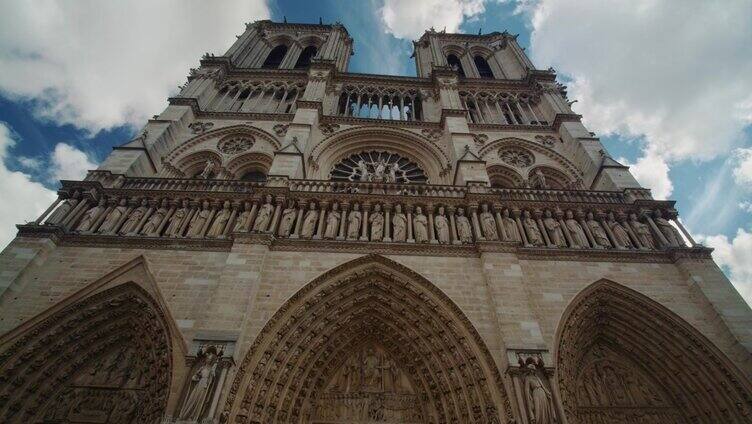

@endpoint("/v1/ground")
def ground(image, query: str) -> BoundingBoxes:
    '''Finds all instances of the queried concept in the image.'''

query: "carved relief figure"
[523,210,544,246]
[369,204,384,241]
[435,206,450,244]
[392,204,407,242]
[607,212,633,248]
[653,210,684,247]
[363,348,381,390]
[565,210,588,248]
[586,212,611,248]
[98,198,128,234]
[207,201,232,238]
[278,201,297,237]
[46,191,80,225]
[187,201,211,237]
[199,160,216,179]
[166,199,190,237]
[502,209,521,242]
[76,198,106,232]
[480,204,498,241]
[524,364,556,424]
[253,195,274,232]
[456,207,473,243]
[233,201,253,233]
[324,203,341,239]
[347,203,362,240]
[179,346,221,420]
[120,199,149,235]
[413,206,428,243]
[141,199,169,236]
[629,213,654,249]
[543,210,566,247]
[301,203,319,238]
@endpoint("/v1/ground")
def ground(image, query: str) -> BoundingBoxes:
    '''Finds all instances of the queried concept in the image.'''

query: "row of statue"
[43,192,688,250]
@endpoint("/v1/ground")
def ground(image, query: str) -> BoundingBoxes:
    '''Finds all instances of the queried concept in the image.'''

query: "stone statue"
[187,201,211,237]
[524,364,556,424]
[141,198,169,236]
[98,198,128,234]
[608,212,633,248]
[502,209,520,242]
[543,210,566,247]
[533,169,548,189]
[480,204,498,241]
[166,199,190,237]
[324,203,340,239]
[456,208,473,243]
[356,160,369,182]
[369,204,384,241]
[301,203,319,238]
[586,212,611,248]
[388,162,399,183]
[523,210,544,246]
[373,160,386,182]
[347,203,362,240]
[278,201,297,237]
[413,206,428,243]
[363,348,381,389]
[392,204,407,242]
[76,198,106,232]
[435,206,450,244]
[629,213,655,249]
[654,210,684,247]
[178,346,221,420]
[46,191,80,225]
[199,160,215,179]
[565,210,588,248]
[120,199,149,235]
[207,201,231,238]
[233,202,253,233]
[253,195,274,232]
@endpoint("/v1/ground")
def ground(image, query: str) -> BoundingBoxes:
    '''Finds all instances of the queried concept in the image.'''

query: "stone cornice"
[552,113,583,130]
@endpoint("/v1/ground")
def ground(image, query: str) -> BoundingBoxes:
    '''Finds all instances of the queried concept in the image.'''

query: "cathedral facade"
[1,20,751,424]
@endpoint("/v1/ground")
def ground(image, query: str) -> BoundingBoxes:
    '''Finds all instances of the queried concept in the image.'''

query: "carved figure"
[456,208,473,243]
[278,201,297,237]
[435,206,450,244]
[392,204,407,242]
[301,203,319,238]
[502,209,521,242]
[533,169,548,189]
[253,195,274,232]
[629,213,655,249]
[207,201,232,238]
[166,200,190,237]
[76,198,106,232]
[523,210,544,246]
[46,191,80,225]
[608,212,633,248]
[233,202,253,233]
[480,204,498,241]
[98,198,128,234]
[363,348,381,389]
[324,203,340,239]
[141,199,169,236]
[178,346,220,420]
[524,364,556,424]
[543,210,566,247]
[586,212,611,248]
[413,206,428,243]
[199,160,215,179]
[357,160,369,182]
[654,210,684,247]
[369,204,384,241]
[187,201,211,237]
[120,199,148,235]
[565,210,588,248]
[347,204,362,240]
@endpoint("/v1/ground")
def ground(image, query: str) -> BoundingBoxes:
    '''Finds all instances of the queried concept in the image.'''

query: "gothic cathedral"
[1,20,751,424]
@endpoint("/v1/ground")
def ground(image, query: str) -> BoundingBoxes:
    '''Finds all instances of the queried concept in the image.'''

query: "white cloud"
[50,143,97,182]
[17,156,43,171]
[739,201,752,214]
[379,0,487,40]
[619,148,673,199]
[732,148,752,187]
[0,122,57,250]
[0,0,271,133]
[697,230,752,307]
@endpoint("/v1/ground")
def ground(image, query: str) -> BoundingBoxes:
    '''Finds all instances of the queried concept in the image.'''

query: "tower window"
[294,46,318,69]
[240,170,267,182]
[474,56,494,79]
[446,54,466,78]
[262,45,288,69]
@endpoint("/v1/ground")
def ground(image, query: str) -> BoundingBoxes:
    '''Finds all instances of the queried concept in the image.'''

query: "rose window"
[330,151,428,183]
[217,136,254,154]
[498,148,534,168]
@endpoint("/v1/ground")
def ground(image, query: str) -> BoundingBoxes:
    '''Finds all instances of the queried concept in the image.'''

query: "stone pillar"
[470,205,484,241]
[268,197,284,235]
[156,205,177,237]
[359,204,370,241]
[448,206,460,245]
[577,210,596,248]
[35,198,61,224]
[406,205,414,243]
[428,205,437,244]
[556,209,574,248]
[337,203,348,240]
[291,201,305,239]
[314,201,327,240]
[534,210,552,247]
[223,205,239,238]
[493,204,508,241]
[598,212,621,250]
[383,205,392,242]
[513,209,530,247]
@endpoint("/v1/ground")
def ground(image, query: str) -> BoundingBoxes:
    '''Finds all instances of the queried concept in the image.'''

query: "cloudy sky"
[0,0,750,303]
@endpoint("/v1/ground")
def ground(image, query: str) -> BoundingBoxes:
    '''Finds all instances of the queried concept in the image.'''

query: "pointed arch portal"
[224,255,512,423]
[555,280,752,423]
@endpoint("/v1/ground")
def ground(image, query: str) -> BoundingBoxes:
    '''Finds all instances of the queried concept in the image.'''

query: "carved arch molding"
[0,282,173,423]
[224,255,513,424]
[556,280,752,424]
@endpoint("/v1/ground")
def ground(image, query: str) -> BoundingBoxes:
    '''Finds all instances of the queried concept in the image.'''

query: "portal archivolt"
[224,255,512,423]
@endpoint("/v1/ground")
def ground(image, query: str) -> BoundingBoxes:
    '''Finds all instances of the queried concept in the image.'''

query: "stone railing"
[331,77,430,122]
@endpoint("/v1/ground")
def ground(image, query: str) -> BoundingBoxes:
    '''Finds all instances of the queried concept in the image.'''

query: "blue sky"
[0,0,750,302]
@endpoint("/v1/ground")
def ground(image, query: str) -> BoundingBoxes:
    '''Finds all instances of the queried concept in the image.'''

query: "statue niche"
[310,343,424,423]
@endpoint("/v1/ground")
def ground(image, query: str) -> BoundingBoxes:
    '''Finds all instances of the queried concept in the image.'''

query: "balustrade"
[206,79,305,114]
[334,84,424,121]
[460,90,546,126]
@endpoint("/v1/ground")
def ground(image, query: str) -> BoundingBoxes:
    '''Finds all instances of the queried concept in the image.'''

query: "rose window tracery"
[330,151,428,183]
[498,148,534,168]
[217,136,254,155]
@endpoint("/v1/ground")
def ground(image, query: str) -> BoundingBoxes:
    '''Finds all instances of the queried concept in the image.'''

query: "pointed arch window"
[294,45,318,69]
[446,54,466,78]
[262,45,288,69]
[474,55,494,78]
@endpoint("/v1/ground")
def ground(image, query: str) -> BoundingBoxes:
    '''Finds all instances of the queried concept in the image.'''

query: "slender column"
[36,198,61,224]
[448,206,460,245]
[406,205,414,243]
[268,197,284,235]
[155,205,177,237]
[645,212,670,248]
[223,206,239,238]
[470,205,484,241]
[598,213,621,249]
[428,205,437,244]
[179,206,198,237]
[671,214,695,246]
[534,210,552,247]
[493,205,508,241]
[91,205,114,234]
[314,201,328,240]
[133,206,155,235]
[383,205,392,242]
[110,206,134,235]
[246,201,260,233]
[556,210,574,248]
[199,207,218,237]
[513,209,531,246]
[620,214,643,249]
[359,204,370,241]
[577,210,596,249]
[337,203,348,240]
[291,201,305,239]
[62,199,89,230]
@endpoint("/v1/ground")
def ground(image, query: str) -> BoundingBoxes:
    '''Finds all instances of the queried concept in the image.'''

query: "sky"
[0,0,750,304]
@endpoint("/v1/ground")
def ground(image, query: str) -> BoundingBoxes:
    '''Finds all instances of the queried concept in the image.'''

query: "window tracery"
[217,136,254,155]
[498,147,534,168]
[330,151,428,183]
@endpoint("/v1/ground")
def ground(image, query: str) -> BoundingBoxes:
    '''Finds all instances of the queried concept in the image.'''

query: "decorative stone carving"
[502,209,521,242]
[456,207,473,243]
[141,198,169,236]
[273,123,289,136]
[523,210,544,246]
[278,201,297,237]
[607,212,633,248]
[253,195,274,232]
[543,210,566,247]
[46,191,80,225]
[207,201,232,238]
[166,199,191,237]
[421,128,443,142]
[189,121,214,134]
[479,204,498,241]
[499,147,534,168]
[653,210,684,247]
[629,213,654,249]
[98,198,128,234]
[199,160,216,179]
[120,199,148,235]
[586,212,611,248]
[233,201,253,233]
[76,198,107,232]
[330,151,428,183]
[319,122,341,135]
[534,135,558,146]
[187,200,211,237]
[347,203,363,240]
[523,363,556,424]
[565,210,588,248]
[473,133,488,149]
[435,206,451,244]
[369,204,384,241]
[217,136,253,154]
[324,203,341,239]
[392,204,407,242]
[178,345,223,420]
[301,203,319,239]
[413,206,428,243]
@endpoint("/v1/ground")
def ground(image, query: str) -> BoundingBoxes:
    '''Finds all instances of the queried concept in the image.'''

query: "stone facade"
[1,19,751,424]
